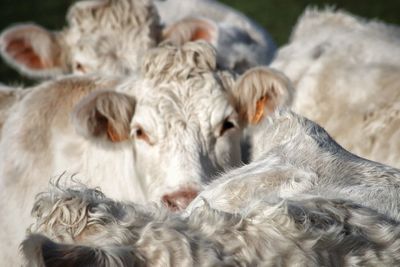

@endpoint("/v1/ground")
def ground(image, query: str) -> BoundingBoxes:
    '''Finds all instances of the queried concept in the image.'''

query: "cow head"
[73,42,293,210]
[0,0,161,78]
[162,16,274,73]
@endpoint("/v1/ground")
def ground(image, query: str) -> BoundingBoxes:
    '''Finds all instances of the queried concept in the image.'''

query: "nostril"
[162,189,199,211]
[162,195,179,211]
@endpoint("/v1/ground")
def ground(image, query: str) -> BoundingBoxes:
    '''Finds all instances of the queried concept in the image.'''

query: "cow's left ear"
[72,90,136,143]
[162,17,218,45]
[0,24,64,78]
[21,234,144,267]
[232,67,294,125]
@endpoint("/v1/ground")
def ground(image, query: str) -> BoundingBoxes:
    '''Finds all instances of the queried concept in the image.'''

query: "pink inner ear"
[190,19,216,43]
[5,38,45,69]
[107,123,129,143]
[191,27,213,43]
[163,17,217,45]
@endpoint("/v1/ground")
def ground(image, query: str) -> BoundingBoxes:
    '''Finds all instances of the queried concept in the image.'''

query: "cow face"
[73,42,293,210]
[0,0,161,78]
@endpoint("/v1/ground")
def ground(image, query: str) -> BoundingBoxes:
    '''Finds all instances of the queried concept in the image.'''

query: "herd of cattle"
[0,0,400,266]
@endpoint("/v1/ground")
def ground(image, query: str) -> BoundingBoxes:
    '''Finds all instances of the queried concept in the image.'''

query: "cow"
[21,180,400,266]
[155,0,276,73]
[0,0,161,78]
[270,8,400,167]
[0,41,292,265]
[188,110,400,220]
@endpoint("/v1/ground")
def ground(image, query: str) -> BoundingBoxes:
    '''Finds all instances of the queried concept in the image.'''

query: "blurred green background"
[0,0,399,85]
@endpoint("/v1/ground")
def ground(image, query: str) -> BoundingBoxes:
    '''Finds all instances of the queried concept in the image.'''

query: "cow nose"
[162,188,199,211]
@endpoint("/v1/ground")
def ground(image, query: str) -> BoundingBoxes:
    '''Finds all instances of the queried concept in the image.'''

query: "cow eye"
[134,127,151,144]
[75,62,86,73]
[220,118,236,136]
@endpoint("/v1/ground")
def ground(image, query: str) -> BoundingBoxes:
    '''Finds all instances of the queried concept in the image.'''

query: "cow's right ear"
[73,90,136,143]
[0,24,64,78]
[232,67,294,126]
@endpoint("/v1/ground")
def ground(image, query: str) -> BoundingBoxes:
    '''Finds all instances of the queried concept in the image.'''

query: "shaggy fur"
[0,42,292,265]
[22,183,400,266]
[271,8,400,167]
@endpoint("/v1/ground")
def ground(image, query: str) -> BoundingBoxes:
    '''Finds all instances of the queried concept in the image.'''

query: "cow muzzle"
[162,187,199,211]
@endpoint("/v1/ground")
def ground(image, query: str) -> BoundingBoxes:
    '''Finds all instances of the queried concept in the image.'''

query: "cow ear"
[21,234,144,267]
[21,234,95,267]
[73,90,136,143]
[162,17,218,45]
[233,67,294,125]
[0,24,64,78]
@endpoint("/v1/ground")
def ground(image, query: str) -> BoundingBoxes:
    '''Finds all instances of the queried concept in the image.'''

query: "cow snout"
[162,188,199,211]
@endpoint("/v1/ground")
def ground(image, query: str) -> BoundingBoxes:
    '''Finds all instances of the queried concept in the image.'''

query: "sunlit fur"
[271,8,400,167]
[23,182,400,266]
[0,84,29,138]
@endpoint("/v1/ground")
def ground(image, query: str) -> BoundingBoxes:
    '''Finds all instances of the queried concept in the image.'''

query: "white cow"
[188,110,400,220]
[155,0,276,73]
[0,0,161,78]
[0,42,292,265]
[271,8,400,167]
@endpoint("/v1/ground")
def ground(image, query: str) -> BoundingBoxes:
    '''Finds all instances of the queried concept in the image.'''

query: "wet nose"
[162,188,199,211]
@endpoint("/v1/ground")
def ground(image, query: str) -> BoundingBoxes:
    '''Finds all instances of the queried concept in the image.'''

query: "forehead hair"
[66,0,160,34]
[139,41,235,94]
[60,0,161,70]
[141,41,219,82]
[140,41,235,100]
[122,42,236,133]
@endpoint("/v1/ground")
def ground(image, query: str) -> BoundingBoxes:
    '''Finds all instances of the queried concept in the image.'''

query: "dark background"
[0,0,399,85]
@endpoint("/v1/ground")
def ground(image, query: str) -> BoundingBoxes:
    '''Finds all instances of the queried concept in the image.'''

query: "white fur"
[0,84,29,138]
[271,8,400,167]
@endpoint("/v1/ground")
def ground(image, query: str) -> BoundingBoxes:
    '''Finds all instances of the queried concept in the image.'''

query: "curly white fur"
[22,183,400,266]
